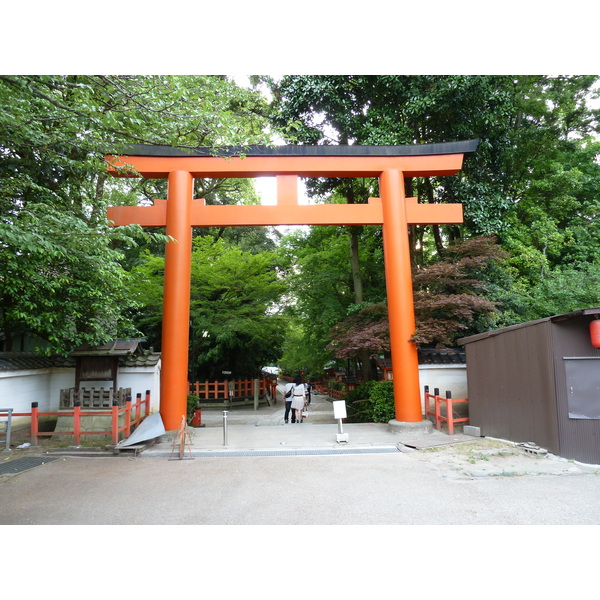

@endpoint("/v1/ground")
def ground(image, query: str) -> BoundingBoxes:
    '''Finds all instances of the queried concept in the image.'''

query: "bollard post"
[223,410,228,446]
[1,408,12,452]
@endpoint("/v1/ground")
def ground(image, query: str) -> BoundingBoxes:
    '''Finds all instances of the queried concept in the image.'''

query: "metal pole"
[222,410,228,446]
[1,409,12,452]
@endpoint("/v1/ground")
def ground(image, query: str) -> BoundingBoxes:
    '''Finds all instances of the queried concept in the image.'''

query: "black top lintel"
[110,139,479,158]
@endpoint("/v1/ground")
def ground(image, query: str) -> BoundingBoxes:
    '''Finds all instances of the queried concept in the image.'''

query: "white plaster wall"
[0,369,52,428]
[49,369,75,407]
[117,366,161,413]
[418,365,468,413]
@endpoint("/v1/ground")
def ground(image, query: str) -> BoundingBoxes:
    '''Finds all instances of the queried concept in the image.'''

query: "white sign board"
[333,400,347,420]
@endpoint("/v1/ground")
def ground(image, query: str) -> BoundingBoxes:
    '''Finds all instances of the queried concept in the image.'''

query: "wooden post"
[125,396,132,437]
[434,388,441,431]
[135,393,142,424]
[73,401,81,445]
[111,400,119,444]
[31,402,39,445]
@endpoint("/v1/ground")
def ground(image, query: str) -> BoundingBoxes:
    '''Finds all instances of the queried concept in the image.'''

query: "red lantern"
[591,320,600,348]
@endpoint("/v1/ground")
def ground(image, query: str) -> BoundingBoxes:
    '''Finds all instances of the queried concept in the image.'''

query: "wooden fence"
[59,386,132,409]
[424,385,469,435]
[313,382,346,399]
[188,377,277,407]
[1,391,151,446]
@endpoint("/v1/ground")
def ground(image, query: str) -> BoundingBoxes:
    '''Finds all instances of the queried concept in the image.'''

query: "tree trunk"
[345,182,377,381]
[349,231,363,303]
[404,177,419,270]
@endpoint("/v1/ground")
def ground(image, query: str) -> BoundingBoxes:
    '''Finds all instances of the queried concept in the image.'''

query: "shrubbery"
[187,394,200,423]
[346,380,395,423]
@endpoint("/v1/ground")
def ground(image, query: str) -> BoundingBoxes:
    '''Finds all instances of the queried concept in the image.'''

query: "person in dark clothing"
[283,380,295,423]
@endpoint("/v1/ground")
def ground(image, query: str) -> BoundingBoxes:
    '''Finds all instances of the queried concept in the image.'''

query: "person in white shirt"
[290,375,307,423]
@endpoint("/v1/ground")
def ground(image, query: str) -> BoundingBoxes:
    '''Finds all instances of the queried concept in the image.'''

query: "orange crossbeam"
[107,197,462,228]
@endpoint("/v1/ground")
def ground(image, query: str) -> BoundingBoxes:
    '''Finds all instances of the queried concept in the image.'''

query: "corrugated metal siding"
[466,321,560,454]
[552,317,600,463]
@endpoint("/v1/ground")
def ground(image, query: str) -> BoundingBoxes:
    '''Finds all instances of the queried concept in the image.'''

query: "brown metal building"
[459,308,600,464]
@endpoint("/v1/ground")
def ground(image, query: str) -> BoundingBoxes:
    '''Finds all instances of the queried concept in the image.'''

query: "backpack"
[285,386,293,399]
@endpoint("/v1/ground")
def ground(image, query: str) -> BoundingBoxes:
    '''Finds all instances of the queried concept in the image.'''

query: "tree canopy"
[0,75,272,354]
[129,235,286,379]
[267,75,600,374]
[2,74,599,381]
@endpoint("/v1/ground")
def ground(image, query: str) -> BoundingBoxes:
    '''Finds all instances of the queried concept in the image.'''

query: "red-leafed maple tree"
[327,237,506,361]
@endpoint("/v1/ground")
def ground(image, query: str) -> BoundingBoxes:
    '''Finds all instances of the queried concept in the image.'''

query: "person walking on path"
[283,380,295,423]
[290,375,306,423]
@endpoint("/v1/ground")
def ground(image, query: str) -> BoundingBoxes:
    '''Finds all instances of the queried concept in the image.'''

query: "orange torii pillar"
[162,170,193,431]
[380,169,422,423]
[106,141,477,431]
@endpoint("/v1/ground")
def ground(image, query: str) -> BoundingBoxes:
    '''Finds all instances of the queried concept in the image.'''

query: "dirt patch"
[403,438,600,479]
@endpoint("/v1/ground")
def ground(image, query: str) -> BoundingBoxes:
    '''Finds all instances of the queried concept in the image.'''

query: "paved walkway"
[149,382,456,456]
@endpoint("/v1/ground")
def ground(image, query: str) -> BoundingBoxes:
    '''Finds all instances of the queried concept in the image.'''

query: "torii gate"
[106,140,478,431]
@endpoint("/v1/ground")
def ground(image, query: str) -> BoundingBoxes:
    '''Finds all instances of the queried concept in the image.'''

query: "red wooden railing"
[424,386,469,435]
[313,383,346,399]
[328,388,347,400]
[2,391,151,446]
[188,377,277,402]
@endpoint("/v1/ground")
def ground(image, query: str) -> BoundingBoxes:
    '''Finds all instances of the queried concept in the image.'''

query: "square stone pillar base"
[388,419,433,435]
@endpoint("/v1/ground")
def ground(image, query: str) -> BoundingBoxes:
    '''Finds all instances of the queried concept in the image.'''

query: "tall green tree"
[494,76,600,322]
[327,236,506,359]
[130,235,287,379]
[266,75,600,369]
[0,75,272,353]
[277,222,387,375]
[269,75,519,250]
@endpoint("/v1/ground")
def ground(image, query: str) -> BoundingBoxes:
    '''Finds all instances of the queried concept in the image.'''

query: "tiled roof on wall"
[0,351,160,371]
[377,348,466,368]
[418,348,466,364]
[120,353,161,368]
[0,353,55,371]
